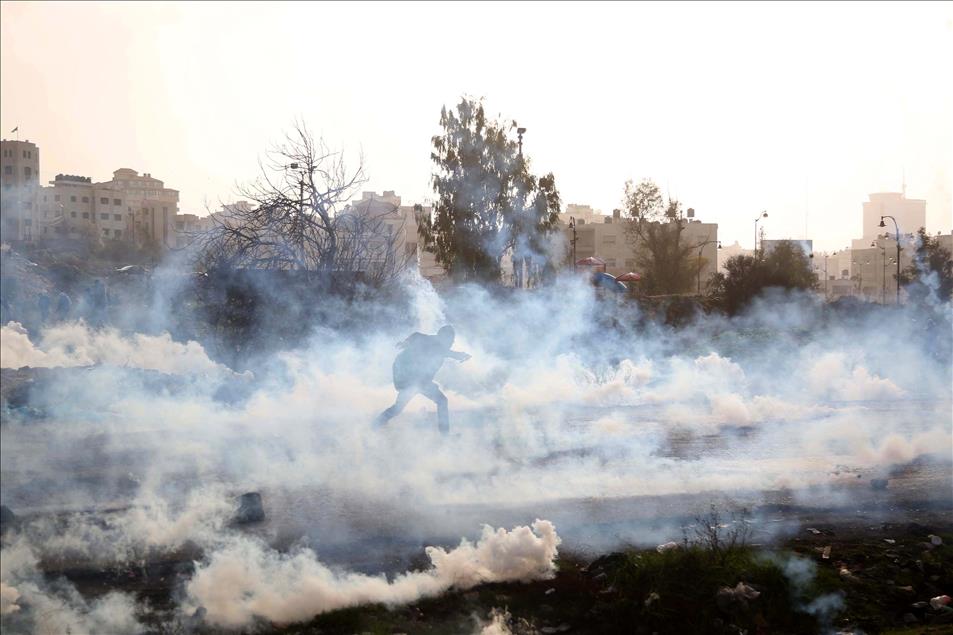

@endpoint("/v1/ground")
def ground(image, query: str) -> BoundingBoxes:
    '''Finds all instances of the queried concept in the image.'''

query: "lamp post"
[879,215,902,305]
[569,216,577,273]
[696,239,721,294]
[754,211,768,258]
[822,251,837,299]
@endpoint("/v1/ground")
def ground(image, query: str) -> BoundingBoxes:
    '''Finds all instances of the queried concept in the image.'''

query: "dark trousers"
[377,381,449,434]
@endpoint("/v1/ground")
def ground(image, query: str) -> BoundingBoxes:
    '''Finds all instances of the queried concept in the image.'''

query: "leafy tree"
[708,240,818,315]
[622,178,696,295]
[421,97,561,283]
[898,227,953,303]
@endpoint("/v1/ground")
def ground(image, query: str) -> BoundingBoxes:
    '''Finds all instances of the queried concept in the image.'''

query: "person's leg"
[420,382,449,434]
[375,389,414,428]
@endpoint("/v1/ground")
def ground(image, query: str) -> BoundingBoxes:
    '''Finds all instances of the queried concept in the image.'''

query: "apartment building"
[36,174,130,241]
[0,139,40,241]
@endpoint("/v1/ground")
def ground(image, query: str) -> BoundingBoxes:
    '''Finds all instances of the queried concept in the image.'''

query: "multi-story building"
[173,213,218,248]
[565,210,718,292]
[346,191,441,279]
[36,174,130,241]
[559,203,603,227]
[855,191,926,247]
[0,139,41,241]
[104,168,180,248]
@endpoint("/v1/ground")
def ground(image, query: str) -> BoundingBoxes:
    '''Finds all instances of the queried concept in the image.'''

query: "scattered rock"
[233,492,265,524]
[716,582,760,613]
[928,534,943,546]
[645,591,660,607]
[545,588,556,595]
[870,478,888,490]
[902,612,918,624]
[656,541,679,553]
[883,538,896,544]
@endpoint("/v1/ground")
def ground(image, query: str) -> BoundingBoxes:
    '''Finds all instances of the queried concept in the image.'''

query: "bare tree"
[195,123,411,285]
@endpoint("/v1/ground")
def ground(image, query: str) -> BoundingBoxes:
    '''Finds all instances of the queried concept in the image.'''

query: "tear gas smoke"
[183,520,559,627]
[1,270,950,631]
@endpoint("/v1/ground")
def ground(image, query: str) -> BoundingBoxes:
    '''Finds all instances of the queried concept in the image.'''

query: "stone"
[234,492,265,524]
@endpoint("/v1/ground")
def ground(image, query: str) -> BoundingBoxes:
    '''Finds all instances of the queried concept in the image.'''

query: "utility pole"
[880,215,902,304]
[515,126,527,288]
[754,211,768,258]
[569,216,577,273]
[696,239,720,294]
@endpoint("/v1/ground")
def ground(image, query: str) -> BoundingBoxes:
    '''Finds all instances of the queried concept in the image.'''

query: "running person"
[376,325,470,434]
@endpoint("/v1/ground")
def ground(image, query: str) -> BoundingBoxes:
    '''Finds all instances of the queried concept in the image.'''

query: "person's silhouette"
[375,325,470,434]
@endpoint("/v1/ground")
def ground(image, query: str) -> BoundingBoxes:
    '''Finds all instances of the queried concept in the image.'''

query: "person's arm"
[447,349,471,362]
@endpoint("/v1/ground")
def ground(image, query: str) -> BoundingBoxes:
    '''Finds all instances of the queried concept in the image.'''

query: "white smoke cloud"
[1,273,949,630]
[0,538,143,634]
[184,519,560,628]
[1,321,234,376]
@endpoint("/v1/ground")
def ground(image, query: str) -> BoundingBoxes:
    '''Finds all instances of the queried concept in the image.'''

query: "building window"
[625,259,636,268]
[113,198,121,205]
[81,196,89,203]
[22,150,27,158]
[24,219,32,226]
[602,235,616,245]
[113,214,121,221]
[3,166,11,175]
[23,167,32,179]
[70,196,77,202]
[102,228,110,237]
[42,195,47,202]
[100,197,109,204]
[82,212,89,219]
[114,229,122,237]
[100,213,109,220]
[71,211,77,218]
[54,194,60,202]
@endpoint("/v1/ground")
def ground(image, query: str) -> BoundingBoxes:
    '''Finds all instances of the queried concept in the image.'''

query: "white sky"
[2,1,951,251]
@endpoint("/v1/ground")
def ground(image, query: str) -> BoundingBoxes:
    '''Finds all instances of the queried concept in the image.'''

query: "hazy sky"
[2,1,950,251]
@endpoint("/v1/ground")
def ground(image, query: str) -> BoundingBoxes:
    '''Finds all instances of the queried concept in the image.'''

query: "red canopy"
[615,272,642,282]
[575,257,606,266]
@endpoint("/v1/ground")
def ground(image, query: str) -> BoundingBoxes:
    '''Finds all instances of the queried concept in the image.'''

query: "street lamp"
[879,215,902,305]
[754,211,768,258]
[696,239,721,294]
[812,251,838,300]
